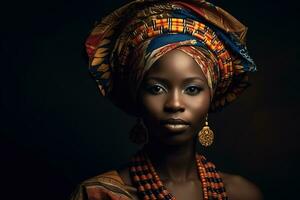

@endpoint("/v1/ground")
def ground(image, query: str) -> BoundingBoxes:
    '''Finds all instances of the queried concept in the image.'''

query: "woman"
[71,0,263,199]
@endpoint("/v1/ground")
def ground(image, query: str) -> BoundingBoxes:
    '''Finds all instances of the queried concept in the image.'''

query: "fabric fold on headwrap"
[85,0,257,116]
[128,33,220,102]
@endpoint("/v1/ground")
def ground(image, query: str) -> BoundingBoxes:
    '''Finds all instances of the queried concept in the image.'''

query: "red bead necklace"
[129,151,228,200]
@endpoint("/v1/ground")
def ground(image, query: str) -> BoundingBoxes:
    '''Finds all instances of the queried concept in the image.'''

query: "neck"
[143,137,198,183]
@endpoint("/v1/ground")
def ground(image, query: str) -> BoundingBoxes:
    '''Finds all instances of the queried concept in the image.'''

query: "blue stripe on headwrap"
[147,33,206,53]
[171,8,201,21]
[170,8,257,72]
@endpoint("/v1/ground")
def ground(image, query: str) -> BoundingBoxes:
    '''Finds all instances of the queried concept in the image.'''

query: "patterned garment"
[70,171,135,200]
[70,158,227,200]
[85,0,257,115]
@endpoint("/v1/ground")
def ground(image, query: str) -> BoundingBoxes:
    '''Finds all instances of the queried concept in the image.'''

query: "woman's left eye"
[184,86,202,95]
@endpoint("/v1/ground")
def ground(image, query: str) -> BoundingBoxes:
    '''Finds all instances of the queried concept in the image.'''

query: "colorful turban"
[85,0,257,116]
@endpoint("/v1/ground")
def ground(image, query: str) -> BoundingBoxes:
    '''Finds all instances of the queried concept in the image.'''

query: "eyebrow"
[145,76,206,83]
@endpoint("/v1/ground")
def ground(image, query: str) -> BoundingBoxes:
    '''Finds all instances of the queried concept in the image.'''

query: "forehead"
[144,49,206,81]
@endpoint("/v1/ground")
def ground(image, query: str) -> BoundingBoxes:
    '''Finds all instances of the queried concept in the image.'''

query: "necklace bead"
[130,151,228,200]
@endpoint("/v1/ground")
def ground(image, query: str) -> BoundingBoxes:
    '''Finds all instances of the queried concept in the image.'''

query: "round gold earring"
[198,114,214,147]
[129,118,148,145]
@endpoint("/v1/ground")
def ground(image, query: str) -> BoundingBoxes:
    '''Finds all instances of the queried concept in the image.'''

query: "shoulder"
[220,172,263,200]
[70,170,134,200]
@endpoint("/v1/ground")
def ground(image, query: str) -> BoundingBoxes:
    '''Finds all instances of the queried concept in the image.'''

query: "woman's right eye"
[146,84,165,95]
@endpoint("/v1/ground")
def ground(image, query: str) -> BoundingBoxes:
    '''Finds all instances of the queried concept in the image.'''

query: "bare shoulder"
[220,172,263,200]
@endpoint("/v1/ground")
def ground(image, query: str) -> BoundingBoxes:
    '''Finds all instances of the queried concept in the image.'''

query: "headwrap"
[85,0,257,116]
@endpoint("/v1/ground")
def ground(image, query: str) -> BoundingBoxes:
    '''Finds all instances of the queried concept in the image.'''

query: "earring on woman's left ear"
[198,114,214,147]
[129,118,148,145]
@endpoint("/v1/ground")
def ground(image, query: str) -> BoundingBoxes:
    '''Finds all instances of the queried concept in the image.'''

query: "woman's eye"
[146,84,165,95]
[185,86,202,95]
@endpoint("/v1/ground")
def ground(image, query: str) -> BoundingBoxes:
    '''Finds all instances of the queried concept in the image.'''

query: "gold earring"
[198,114,214,147]
[129,118,148,145]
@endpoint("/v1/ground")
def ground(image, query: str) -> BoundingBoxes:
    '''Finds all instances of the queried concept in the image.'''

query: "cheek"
[187,91,210,122]
[140,94,163,118]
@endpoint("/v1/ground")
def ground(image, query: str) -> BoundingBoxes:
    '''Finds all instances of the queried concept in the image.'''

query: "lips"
[160,118,190,132]
[160,118,190,125]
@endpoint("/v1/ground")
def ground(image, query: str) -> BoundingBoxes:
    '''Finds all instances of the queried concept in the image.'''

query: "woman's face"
[138,49,211,145]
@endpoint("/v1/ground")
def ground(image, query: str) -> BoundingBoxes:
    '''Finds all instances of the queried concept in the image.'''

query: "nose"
[163,89,185,113]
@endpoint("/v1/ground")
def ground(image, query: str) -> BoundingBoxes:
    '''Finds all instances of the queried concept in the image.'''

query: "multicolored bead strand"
[196,154,228,200]
[130,151,228,200]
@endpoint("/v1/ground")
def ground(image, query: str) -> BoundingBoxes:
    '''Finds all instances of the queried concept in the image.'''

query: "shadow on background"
[1,0,299,199]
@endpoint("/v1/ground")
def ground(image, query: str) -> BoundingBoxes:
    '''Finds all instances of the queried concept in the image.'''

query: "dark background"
[1,0,299,199]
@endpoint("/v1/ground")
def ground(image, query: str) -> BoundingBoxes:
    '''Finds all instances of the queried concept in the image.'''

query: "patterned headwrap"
[85,0,257,116]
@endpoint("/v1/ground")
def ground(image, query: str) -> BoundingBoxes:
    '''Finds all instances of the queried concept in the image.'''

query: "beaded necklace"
[130,151,228,200]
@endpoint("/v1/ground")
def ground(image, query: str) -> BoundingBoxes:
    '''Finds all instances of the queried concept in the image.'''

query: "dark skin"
[118,49,263,200]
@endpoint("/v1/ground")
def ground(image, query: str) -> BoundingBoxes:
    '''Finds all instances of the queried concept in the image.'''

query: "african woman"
[70,0,263,199]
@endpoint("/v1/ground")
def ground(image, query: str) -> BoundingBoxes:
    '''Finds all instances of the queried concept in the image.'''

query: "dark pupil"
[189,87,196,92]
[153,86,161,92]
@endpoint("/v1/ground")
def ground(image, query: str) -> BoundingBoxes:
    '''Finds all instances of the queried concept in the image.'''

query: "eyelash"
[145,84,202,95]
[145,84,166,95]
[185,86,202,95]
